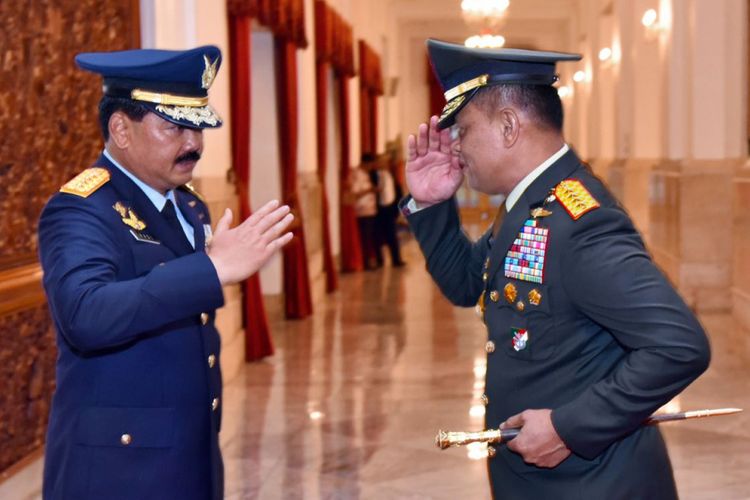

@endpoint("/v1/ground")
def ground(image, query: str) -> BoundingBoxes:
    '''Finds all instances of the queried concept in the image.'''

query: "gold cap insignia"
[503,283,517,304]
[554,179,600,220]
[60,168,110,198]
[113,202,146,231]
[439,94,466,122]
[202,55,218,89]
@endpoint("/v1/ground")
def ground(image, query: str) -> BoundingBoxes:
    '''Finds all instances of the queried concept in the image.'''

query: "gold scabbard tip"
[436,430,449,450]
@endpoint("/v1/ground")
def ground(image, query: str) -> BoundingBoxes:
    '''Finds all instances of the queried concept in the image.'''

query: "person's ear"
[498,108,520,148]
[108,111,132,149]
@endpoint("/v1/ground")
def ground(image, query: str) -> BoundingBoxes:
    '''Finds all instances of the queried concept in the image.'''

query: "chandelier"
[461,0,510,27]
[461,0,509,48]
[465,33,506,49]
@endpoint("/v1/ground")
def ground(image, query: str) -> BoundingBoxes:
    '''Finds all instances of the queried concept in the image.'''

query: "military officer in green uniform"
[402,39,711,499]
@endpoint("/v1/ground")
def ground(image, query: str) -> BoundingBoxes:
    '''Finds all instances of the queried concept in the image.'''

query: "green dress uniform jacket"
[404,149,710,499]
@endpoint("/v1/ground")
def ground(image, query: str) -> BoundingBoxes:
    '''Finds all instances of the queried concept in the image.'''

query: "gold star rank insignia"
[60,168,110,198]
[554,179,600,220]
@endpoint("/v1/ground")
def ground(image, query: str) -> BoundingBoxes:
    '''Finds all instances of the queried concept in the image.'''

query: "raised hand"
[207,200,294,285]
[405,115,464,208]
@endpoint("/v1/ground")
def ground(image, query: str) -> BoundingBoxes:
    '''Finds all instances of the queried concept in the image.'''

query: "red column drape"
[228,15,274,360]
[337,76,363,272]
[275,37,313,319]
[314,1,338,293]
[427,55,446,118]
[357,40,383,157]
[315,63,338,292]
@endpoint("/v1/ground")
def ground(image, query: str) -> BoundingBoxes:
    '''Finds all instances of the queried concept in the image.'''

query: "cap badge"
[113,202,146,231]
[202,55,219,89]
[511,328,529,352]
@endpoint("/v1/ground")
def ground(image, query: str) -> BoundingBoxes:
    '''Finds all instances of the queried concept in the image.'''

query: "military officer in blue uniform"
[403,39,711,499]
[38,46,294,499]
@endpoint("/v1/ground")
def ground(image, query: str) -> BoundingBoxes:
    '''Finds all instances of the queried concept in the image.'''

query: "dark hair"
[472,84,563,132]
[98,96,149,141]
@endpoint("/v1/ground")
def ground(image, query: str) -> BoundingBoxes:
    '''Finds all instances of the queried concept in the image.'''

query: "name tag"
[130,229,161,245]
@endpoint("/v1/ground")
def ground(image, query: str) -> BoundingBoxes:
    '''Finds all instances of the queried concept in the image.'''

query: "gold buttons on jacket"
[208,354,216,368]
[487,445,497,458]
[489,290,499,303]
[480,394,489,406]
[201,313,209,325]
[212,397,220,411]
[120,433,132,446]
[516,301,525,312]
[485,341,496,353]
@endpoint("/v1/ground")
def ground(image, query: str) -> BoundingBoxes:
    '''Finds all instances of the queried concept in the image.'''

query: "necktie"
[161,199,192,250]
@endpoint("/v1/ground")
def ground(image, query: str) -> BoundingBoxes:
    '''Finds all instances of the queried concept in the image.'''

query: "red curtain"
[427,55,446,118]
[358,40,383,157]
[275,38,313,319]
[227,15,274,360]
[314,0,338,293]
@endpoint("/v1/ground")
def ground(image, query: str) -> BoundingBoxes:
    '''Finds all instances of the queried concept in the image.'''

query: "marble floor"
[221,238,750,500]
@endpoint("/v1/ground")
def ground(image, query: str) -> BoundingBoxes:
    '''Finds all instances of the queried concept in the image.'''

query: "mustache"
[175,150,201,164]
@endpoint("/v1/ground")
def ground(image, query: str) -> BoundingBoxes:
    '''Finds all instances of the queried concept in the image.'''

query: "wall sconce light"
[641,8,668,37]
[572,70,586,83]
[557,85,573,99]
[641,9,658,28]
[598,47,612,62]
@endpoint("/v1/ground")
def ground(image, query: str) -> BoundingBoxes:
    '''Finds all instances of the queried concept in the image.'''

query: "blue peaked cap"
[427,39,581,129]
[76,45,223,129]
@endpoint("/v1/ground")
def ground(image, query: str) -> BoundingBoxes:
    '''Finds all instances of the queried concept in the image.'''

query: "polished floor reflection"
[222,239,750,500]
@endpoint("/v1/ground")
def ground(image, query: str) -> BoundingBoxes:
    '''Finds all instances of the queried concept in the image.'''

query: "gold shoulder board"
[179,182,206,203]
[59,167,110,198]
[554,179,600,220]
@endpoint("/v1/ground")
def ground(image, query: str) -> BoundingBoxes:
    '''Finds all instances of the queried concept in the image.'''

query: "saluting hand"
[501,409,571,468]
[208,200,294,286]
[405,115,464,208]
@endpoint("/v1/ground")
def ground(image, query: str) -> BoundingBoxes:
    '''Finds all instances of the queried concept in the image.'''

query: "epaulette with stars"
[553,179,600,220]
[59,168,110,198]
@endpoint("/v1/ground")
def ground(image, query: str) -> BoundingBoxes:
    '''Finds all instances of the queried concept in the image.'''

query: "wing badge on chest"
[113,202,161,244]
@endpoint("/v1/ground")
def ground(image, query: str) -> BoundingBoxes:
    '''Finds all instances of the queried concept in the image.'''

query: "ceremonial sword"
[435,408,743,450]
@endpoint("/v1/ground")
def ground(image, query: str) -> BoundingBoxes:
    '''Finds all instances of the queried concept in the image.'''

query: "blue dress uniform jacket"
[39,154,225,500]
[405,149,710,500]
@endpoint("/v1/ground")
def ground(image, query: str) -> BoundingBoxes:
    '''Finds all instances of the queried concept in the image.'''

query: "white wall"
[250,30,284,295]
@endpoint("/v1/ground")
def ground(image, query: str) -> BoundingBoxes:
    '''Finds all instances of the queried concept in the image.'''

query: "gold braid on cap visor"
[443,74,489,102]
[131,89,209,107]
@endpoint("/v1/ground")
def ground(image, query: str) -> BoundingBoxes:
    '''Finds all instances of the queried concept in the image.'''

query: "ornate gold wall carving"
[0,0,139,477]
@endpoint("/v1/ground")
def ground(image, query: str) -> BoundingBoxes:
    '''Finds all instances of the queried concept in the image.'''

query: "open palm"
[405,115,464,207]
